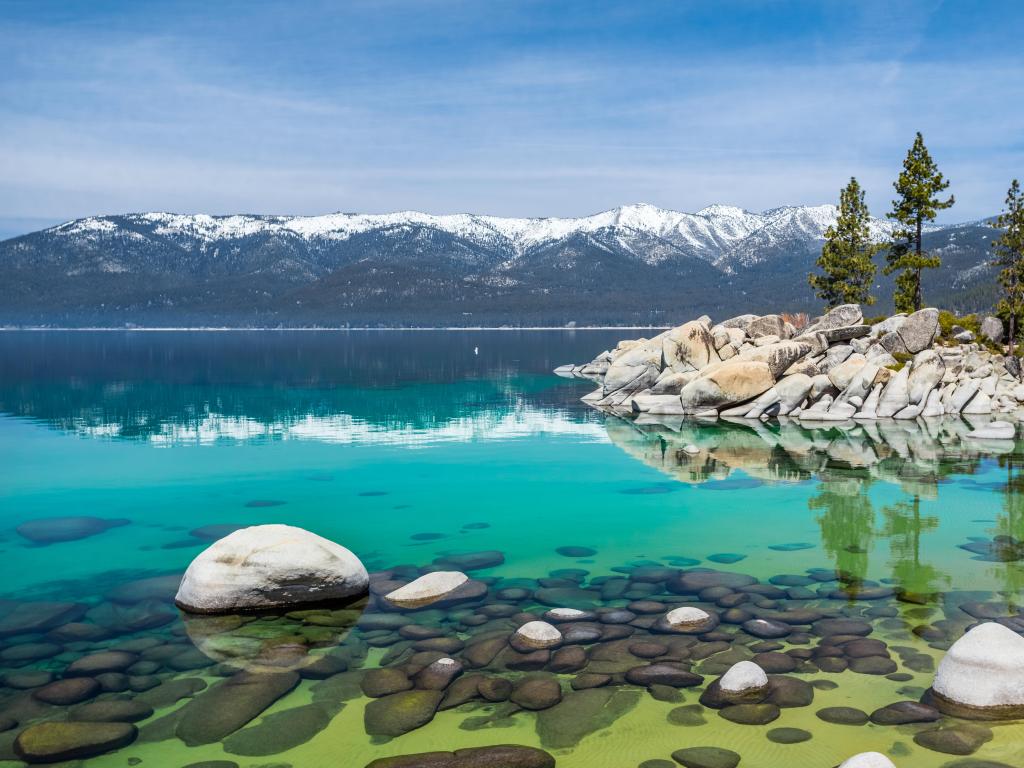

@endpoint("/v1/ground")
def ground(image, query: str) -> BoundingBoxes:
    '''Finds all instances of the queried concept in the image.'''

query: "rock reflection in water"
[606,413,1012,494]
[602,413,1024,599]
[181,598,366,673]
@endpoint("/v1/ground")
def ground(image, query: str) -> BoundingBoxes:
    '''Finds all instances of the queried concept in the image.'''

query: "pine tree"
[993,179,1024,356]
[808,177,878,309]
[884,132,955,312]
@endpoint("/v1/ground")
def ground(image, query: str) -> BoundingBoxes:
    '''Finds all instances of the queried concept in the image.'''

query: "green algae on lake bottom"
[1,331,1024,767]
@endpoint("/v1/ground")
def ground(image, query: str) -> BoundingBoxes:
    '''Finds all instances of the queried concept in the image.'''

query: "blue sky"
[1,0,1022,236]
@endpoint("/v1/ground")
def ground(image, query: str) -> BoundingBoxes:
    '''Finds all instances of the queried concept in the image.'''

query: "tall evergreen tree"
[808,177,878,309]
[884,132,955,312]
[993,179,1024,356]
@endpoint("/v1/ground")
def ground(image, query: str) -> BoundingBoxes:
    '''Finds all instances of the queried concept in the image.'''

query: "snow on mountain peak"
[696,204,752,219]
[41,202,906,269]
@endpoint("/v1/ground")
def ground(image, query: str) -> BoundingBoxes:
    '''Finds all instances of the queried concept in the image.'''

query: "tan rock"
[828,354,867,390]
[679,360,774,410]
[662,321,721,373]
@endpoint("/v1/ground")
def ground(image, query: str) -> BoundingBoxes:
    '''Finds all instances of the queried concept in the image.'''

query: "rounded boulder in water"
[383,571,468,609]
[512,621,563,651]
[930,622,1024,718]
[720,661,768,693]
[174,524,368,614]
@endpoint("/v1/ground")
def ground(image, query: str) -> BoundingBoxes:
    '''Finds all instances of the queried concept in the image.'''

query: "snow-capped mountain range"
[47,202,906,271]
[0,203,995,326]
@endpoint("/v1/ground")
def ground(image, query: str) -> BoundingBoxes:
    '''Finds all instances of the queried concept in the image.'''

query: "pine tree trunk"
[914,217,923,311]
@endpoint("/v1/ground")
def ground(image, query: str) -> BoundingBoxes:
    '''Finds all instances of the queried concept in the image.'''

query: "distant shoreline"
[0,326,672,332]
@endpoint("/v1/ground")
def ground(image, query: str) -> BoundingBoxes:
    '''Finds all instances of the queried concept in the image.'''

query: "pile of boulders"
[559,305,1023,422]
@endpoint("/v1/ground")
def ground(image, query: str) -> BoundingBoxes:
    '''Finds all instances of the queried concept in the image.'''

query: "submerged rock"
[15,516,129,544]
[33,677,100,705]
[0,600,87,638]
[433,550,505,571]
[364,745,555,768]
[536,687,641,749]
[364,689,444,737]
[175,524,368,613]
[175,670,299,745]
[69,699,154,723]
[223,701,339,756]
[670,746,741,768]
[14,722,137,763]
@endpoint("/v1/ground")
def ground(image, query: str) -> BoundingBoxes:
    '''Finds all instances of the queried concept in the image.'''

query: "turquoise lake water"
[1,331,1023,767]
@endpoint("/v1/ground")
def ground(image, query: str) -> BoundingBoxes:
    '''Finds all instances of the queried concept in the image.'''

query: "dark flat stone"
[14,722,136,763]
[364,745,555,768]
[175,670,299,745]
[670,746,741,768]
[16,516,129,544]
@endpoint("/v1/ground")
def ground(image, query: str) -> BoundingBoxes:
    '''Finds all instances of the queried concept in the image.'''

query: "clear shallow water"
[0,331,1023,767]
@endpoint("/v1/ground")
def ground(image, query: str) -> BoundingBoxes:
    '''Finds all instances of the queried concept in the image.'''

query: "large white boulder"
[838,753,896,768]
[907,349,945,405]
[775,373,813,415]
[827,354,867,391]
[603,341,663,393]
[948,378,981,413]
[719,660,768,693]
[980,315,1004,343]
[747,314,785,338]
[963,390,993,415]
[809,303,863,332]
[175,524,369,613]
[836,362,880,405]
[679,360,774,410]
[855,383,883,419]
[384,571,469,608]
[897,307,940,353]
[663,321,721,373]
[920,388,944,417]
[932,622,1024,717]
[870,314,907,338]
[876,366,910,418]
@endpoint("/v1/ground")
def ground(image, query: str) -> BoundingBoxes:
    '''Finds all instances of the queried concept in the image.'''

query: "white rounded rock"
[719,660,768,693]
[838,753,896,768]
[683,444,700,454]
[513,620,562,649]
[175,524,368,613]
[667,607,709,625]
[544,608,591,621]
[384,571,468,608]
[932,622,1024,714]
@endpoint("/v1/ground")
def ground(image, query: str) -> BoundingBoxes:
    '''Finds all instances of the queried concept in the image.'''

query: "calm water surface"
[1,331,1023,767]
